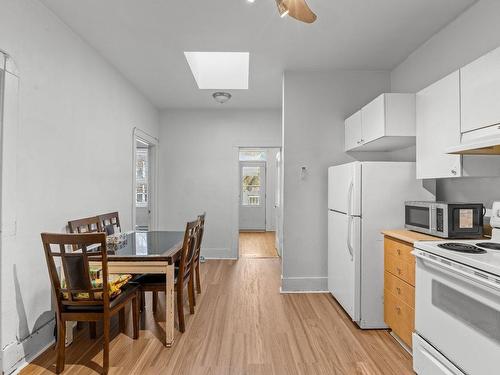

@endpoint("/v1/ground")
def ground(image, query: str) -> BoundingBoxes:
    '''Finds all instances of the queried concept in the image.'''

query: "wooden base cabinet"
[384,236,415,348]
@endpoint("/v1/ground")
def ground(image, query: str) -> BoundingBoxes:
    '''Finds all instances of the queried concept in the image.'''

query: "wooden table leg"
[165,263,175,347]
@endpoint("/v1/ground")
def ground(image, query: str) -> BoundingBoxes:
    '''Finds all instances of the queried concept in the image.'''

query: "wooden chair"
[136,219,199,332]
[41,232,140,374]
[98,212,121,235]
[193,213,205,297]
[68,216,103,234]
[67,216,104,336]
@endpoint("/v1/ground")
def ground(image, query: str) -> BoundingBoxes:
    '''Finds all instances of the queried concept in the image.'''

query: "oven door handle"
[414,251,500,295]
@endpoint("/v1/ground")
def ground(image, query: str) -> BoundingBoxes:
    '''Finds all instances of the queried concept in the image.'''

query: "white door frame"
[232,143,281,259]
[132,128,159,231]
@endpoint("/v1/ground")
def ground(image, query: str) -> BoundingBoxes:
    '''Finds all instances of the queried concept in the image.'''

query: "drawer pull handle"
[396,287,401,294]
[397,268,402,275]
[397,249,401,255]
[396,306,401,314]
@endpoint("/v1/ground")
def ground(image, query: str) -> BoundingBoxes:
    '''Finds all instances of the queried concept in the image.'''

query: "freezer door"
[328,210,360,322]
[328,162,361,215]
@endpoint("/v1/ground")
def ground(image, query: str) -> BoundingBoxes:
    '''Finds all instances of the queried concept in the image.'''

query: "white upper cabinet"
[461,46,500,134]
[344,93,416,152]
[344,110,362,151]
[416,70,500,179]
[361,94,385,143]
[416,71,462,179]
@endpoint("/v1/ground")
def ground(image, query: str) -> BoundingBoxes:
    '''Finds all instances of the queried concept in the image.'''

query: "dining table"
[101,230,185,347]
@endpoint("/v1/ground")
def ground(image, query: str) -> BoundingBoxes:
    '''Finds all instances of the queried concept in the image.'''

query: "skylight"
[184,52,249,90]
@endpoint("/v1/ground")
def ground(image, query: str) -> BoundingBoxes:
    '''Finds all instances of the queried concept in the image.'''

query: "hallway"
[239,232,279,258]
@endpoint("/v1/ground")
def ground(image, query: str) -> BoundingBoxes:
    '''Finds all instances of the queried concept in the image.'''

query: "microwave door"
[406,204,433,234]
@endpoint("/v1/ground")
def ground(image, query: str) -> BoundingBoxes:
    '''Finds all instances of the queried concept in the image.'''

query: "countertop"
[381,229,441,244]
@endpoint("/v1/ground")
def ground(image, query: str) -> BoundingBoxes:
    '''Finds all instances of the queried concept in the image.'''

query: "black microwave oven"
[405,201,484,239]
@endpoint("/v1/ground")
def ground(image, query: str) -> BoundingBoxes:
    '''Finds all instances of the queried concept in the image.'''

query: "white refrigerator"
[327,161,434,329]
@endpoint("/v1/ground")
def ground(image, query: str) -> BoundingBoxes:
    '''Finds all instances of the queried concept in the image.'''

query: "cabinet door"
[416,71,462,179]
[344,110,362,151]
[461,46,500,133]
[361,94,385,144]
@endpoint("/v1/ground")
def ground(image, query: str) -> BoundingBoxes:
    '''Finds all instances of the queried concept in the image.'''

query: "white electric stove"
[411,201,500,375]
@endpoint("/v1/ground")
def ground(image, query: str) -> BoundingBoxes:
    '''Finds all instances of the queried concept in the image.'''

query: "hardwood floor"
[239,232,278,258]
[22,258,414,375]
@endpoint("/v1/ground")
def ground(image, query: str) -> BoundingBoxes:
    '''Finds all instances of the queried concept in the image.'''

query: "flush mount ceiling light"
[275,0,317,23]
[212,92,232,104]
[184,52,249,90]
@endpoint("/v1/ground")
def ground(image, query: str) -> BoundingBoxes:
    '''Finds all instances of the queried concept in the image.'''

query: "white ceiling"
[41,0,475,109]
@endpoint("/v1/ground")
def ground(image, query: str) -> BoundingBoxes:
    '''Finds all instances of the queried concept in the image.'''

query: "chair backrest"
[41,232,110,312]
[98,212,121,235]
[178,219,199,285]
[68,216,103,234]
[194,212,206,261]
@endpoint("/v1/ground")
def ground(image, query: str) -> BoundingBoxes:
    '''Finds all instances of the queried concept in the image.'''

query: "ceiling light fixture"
[274,0,317,23]
[247,0,255,3]
[212,92,232,104]
[275,0,289,18]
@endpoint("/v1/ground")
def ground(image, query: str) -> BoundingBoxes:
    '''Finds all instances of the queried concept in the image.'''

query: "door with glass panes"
[239,161,266,231]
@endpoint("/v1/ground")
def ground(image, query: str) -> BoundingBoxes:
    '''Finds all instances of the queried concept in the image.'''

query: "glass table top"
[106,231,185,260]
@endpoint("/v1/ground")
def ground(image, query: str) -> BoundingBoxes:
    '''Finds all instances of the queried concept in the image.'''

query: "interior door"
[239,161,266,231]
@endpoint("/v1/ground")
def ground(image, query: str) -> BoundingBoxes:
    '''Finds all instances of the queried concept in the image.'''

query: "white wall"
[158,109,281,259]
[0,0,159,372]
[281,71,391,291]
[391,0,500,207]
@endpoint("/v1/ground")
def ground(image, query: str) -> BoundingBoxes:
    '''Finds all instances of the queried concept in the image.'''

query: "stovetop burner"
[438,243,487,254]
[476,242,500,251]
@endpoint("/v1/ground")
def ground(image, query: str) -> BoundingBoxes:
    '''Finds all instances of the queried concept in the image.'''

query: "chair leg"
[140,290,145,312]
[188,276,195,315]
[103,316,110,375]
[132,295,139,339]
[152,291,158,313]
[89,322,97,339]
[119,308,126,333]
[177,287,185,333]
[56,317,66,374]
[196,262,201,294]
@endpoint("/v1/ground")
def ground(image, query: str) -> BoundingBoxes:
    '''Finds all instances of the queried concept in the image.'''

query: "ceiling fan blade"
[284,0,317,23]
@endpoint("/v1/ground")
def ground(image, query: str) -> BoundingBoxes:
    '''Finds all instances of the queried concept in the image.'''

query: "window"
[239,149,267,161]
[136,148,148,207]
[241,166,261,206]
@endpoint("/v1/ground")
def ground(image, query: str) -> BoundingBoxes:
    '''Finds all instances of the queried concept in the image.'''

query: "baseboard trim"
[280,288,329,294]
[281,276,328,292]
[3,318,56,374]
[200,247,233,259]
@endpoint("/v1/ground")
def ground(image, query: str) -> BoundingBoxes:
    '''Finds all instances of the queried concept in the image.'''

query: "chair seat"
[63,282,140,312]
[134,269,178,286]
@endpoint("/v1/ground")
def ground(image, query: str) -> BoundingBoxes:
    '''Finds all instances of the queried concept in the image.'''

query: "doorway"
[238,148,281,258]
[132,128,158,232]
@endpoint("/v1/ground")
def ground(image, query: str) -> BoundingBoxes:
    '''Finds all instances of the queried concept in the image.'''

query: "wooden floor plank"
[239,232,278,258]
[22,257,414,375]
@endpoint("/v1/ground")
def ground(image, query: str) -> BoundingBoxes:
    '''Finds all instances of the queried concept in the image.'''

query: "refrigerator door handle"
[347,180,353,217]
[347,215,354,260]
[346,181,354,261]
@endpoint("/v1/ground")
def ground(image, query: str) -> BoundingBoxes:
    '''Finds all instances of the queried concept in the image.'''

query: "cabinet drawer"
[384,237,414,262]
[385,252,415,286]
[384,290,415,348]
[384,271,414,308]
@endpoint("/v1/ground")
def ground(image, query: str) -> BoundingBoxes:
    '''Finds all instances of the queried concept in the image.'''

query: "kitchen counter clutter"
[381,229,441,349]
